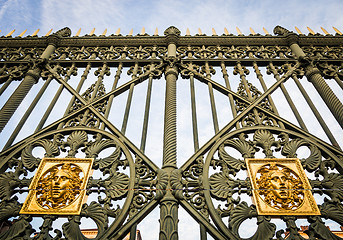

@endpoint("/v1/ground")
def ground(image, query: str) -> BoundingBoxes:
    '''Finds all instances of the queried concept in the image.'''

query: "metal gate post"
[159,26,180,240]
[0,27,71,132]
[275,26,343,128]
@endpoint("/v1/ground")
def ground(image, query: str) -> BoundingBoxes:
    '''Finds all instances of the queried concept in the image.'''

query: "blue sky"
[1,0,343,239]
[1,0,343,36]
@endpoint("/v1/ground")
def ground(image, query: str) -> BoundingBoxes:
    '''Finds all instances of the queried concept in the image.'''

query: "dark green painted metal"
[0,26,342,240]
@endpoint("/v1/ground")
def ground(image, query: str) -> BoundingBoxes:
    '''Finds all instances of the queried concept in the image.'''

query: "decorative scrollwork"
[0,64,29,83]
[302,46,343,59]
[47,45,168,60]
[176,45,294,59]
[199,127,343,239]
[317,62,343,80]
[0,128,138,238]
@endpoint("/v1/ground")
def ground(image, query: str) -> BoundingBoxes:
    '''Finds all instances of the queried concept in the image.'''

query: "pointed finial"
[154,27,158,36]
[236,26,242,35]
[333,26,342,35]
[263,27,270,35]
[320,27,329,35]
[90,28,95,35]
[224,27,229,35]
[198,28,202,35]
[45,29,52,36]
[18,29,27,37]
[31,29,40,36]
[6,29,15,37]
[249,27,256,35]
[75,28,81,36]
[128,29,133,36]
[101,29,107,36]
[295,26,303,34]
[141,27,145,35]
[307,27,315,35]
[186,28,190,36]
[212,28,217,36]
[115,28,120,35]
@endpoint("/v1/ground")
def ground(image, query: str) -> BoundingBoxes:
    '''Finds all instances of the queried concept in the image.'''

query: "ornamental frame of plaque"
[20,158,94,215]
[245,158,320,216]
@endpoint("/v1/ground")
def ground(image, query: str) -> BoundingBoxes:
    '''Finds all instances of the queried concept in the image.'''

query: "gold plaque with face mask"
[20,158,93,215]
[245,158,320,216]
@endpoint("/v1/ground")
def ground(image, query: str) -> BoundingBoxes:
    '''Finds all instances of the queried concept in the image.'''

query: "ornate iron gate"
[0,25,343,239]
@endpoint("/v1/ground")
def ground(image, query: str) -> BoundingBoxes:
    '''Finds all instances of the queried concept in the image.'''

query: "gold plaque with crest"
[246,158,320,216]
[20,158,93,215]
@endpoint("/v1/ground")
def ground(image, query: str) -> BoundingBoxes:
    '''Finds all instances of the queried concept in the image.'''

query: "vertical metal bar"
[101,47,127,130]
[333,75,343,91]
[252,62,285,129]
[140,73,153,152]
[101,62,123,130]
[121,79,135,134]
[200,225,207,240]
[129,226,137,240]
[189,74,199,152]
[58,63,91,129]
[268,62,308,131]
[0,39,59,133]
[90,64,108,101]
[204,61,219,133]
[0,70,38,133]
[4,74,54,148]
[292,74,339,148]
[235,62,262,125]
[35,63,76,132]
[220,60,239,129]
[79,63,109,127]
[160,27,179,240]
[0,79,11,96]
[307,68,343,128]
[121,50,139,134]
[208,82,219,133]
[63,63,91,117]
[162,66,177,169]
[289,40,343,128]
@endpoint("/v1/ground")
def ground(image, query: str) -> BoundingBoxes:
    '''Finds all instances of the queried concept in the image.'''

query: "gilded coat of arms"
[20,158,93,215]
[246,158,320,216]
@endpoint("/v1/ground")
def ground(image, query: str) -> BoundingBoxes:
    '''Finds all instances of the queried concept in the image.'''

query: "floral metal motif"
[1,25,343,240]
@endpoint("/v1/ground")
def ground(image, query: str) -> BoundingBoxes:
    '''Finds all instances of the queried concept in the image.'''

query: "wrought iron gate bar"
[0,26,343,240]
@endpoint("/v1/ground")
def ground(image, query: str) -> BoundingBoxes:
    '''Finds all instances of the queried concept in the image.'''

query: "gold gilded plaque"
[246,158,320,216]
[20,158,93,215]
